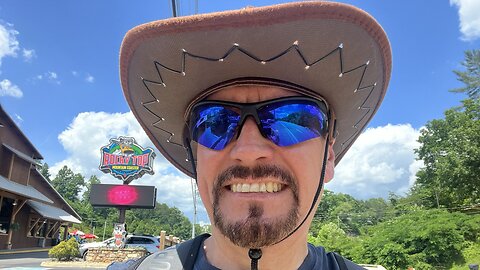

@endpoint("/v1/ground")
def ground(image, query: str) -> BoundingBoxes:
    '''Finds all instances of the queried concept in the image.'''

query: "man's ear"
[323,139,335,184]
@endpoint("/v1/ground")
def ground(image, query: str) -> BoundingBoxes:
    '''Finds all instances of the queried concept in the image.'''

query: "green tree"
[126,203,192,240]
[51,166,86,203]
[413,98,480,208]
[359,209,477,269]
[82,175,101,202]
[450,49,480,100]
[39,162,51,181]
[308,222,361,261]
[312,190,389,236]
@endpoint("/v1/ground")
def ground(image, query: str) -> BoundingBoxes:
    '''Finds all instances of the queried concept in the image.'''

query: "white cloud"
[0,79,23,97]
[0,23,19,66]
[50,111,208,223]
[47,71,58,79]
[22,48,36,62]
[33,72,60,84]
[85,74,94,83]
[72,71,78,76]
[44,71,60,84]
[450,0,480,41]
[327,124,423,199]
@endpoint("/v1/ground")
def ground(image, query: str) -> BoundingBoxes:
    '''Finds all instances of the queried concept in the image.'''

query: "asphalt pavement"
[0,250,108,269]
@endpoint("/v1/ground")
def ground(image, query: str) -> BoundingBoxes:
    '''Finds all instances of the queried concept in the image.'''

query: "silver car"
[78,234,160,260]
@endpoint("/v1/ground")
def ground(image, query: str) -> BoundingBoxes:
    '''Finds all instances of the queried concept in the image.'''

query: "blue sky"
[1,0,479,223]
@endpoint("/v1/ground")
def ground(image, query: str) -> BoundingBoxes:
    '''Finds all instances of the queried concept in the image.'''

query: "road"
[0,251,98,270]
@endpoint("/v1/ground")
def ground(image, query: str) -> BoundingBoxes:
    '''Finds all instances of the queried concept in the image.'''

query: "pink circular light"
[107,185,138,205]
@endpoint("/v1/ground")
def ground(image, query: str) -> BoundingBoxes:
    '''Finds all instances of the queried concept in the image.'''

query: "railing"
[158,230,181,250]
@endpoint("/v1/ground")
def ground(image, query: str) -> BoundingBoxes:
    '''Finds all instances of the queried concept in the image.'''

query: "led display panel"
[90,184,156,209]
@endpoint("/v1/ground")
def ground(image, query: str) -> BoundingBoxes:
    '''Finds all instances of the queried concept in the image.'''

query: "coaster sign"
[99,136,156,184]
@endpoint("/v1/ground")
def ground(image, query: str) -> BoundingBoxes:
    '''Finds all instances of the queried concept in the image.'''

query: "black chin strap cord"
[273,133,330,245]
[248,249,262,270]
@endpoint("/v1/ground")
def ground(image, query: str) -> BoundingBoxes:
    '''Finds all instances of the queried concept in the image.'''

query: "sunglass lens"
[258,101,327,147]
[191,105,240,150]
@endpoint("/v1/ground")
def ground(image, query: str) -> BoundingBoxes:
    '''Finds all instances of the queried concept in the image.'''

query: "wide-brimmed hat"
[120,1,392,177]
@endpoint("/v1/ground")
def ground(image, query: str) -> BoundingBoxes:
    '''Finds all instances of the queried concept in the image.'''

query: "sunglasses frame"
[186,96,330,150]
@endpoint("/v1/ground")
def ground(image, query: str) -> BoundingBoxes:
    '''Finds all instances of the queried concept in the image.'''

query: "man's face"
[195,85,334,248]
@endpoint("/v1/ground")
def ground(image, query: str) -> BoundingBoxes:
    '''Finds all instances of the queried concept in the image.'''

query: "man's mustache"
[215,165,298,194]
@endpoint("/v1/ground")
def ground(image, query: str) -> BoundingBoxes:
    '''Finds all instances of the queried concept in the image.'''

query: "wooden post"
[6,199,26,249]
[63,225,69,240]
[8,154,15,180]
[46,221,59,237]
[53,223,62,240]
[168,235,173,247]
[159,230,166,250]
[33,218,48,237]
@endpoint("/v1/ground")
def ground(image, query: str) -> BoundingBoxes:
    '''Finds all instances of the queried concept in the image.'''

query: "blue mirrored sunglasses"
[187,96,329,150]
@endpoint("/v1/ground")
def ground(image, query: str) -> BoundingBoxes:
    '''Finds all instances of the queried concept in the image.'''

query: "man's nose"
[229,117,274,164]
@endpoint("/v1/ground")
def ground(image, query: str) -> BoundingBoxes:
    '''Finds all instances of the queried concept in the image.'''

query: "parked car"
[78,234,160,260]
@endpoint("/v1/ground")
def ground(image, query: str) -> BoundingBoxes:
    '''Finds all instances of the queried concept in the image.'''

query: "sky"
[0,0,479,224]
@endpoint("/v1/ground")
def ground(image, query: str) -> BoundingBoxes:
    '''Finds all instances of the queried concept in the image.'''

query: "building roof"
[0,104,42,159]
[3,144,41,166]
[27,200,81,224]
[0,174,53,204]
[32,169,82,222]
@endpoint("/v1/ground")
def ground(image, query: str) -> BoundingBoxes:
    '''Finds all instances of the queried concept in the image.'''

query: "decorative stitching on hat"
[140,42,376,154]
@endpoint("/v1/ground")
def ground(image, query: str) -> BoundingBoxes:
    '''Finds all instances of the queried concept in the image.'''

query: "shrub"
[48,238,80,261]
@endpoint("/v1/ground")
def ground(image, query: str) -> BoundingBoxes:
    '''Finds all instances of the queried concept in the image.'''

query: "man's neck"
[203,229,309,270]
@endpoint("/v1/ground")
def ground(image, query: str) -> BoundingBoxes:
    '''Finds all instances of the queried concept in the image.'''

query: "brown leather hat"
[120,1,392,177]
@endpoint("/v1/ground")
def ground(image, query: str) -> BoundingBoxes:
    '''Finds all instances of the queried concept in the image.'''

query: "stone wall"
[86,247,147,263]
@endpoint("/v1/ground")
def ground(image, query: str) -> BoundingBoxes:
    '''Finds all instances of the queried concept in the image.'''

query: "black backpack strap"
[333,252,349,270]
[333,252,367,270]
[177,233,211,270]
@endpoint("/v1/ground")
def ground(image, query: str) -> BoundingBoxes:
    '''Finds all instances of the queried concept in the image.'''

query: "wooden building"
[0,104,81,250]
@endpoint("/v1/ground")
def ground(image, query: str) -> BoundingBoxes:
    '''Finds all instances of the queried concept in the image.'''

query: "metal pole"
[102,220,107,241]
[119,208,126,224]
[191,178,197,239]
[171,0,177,17]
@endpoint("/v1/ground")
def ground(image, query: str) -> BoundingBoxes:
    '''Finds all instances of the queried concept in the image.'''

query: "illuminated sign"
[90,184,157,209]
[99,136,156,183]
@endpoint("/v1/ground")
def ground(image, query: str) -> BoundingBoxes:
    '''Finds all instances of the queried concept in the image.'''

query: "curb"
[41,260,110,269]
[0,248,50,255]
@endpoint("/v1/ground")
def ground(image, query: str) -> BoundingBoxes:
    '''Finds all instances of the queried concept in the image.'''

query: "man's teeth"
[230,183,283,193]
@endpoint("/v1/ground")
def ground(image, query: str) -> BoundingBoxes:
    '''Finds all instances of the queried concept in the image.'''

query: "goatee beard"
[213,165,299,248]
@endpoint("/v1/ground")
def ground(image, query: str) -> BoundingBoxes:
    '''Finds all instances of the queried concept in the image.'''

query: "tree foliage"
[308,222,361,261]
[313,190,390,236]
[450,49,480,100]
[359,209,479,270]
[51,165,86,203]
[48,238,80,261]
[39,162,51,181]
[126,204,192,240]
[413,98,480,208]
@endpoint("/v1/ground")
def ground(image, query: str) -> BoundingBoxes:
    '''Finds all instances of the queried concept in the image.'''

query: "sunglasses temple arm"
[185,137,198,181]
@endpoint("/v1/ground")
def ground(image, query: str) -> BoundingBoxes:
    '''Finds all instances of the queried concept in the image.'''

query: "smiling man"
[118,2,391,270]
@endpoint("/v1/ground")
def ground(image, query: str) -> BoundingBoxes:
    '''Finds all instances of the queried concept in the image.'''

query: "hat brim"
[120,1,392,177]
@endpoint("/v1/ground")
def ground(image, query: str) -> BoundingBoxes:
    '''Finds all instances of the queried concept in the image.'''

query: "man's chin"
[214,203,299,248]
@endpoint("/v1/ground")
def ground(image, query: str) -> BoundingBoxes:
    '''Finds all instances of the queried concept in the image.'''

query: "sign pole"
[119,207,126,224]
